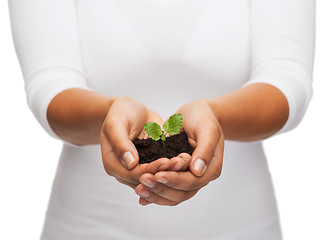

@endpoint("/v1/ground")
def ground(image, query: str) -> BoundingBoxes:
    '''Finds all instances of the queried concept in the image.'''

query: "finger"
[154,171,207,191]
[135,184,179,206]
[102,115,140,169]
[190,122,222,176]
[205,139,224,181]
[167,158,188,172]
[139,197,151,206]
[177,153,192,171]
[167,153,191,172]
[113,158,171,184]
[154,141,224,191]
[100,131,116,177]
[102,130,171,184]
[138,131,147,139]
[135,158,171,176]
[101,131,134,179]
[139,174,198,203]
[115,177,138,190]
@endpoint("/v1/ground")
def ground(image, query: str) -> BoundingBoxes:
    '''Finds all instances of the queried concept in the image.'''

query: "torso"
[41,1,282,239]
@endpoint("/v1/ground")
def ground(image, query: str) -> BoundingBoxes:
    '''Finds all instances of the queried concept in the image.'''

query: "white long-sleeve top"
[9,0,315,239]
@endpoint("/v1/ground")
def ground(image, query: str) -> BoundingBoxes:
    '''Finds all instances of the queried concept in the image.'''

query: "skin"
[48,92,187,187]
[47,83,288,206]
[135,83,288,206]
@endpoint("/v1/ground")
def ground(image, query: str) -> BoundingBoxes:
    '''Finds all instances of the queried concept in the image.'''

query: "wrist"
[193,98,223,123]
[48,88,116,145]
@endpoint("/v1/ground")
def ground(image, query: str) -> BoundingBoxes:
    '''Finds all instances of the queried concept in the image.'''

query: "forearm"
[206,83,289,141]
[47,88,115,145]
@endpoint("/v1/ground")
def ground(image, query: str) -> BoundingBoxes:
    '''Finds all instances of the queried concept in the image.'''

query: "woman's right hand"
[100,97,187,190]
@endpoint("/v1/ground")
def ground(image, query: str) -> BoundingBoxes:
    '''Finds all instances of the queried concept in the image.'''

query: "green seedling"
[144,114,183,149]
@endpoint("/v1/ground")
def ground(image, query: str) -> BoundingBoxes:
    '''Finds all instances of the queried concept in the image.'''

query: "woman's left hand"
[135,100,224,206]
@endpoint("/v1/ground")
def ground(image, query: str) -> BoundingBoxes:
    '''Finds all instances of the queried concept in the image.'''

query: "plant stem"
[161,132,166,149]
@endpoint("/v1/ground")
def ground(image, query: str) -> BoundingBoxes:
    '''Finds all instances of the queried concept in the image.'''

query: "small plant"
[144,114,183,149]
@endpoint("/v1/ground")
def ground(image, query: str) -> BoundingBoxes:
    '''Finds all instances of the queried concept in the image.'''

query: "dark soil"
[133,131,194,164]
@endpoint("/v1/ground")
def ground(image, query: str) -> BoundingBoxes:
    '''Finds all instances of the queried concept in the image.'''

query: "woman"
[9,0,315,239]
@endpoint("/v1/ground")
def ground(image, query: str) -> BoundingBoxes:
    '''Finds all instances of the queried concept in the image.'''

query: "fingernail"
[140,199,151,206]
[193,159,206,175]
[181,156,190,161]
[122,152,134,168]
[157,177,168,184]
[141,179,155,188]
[172,160,184,171]
[140,201,150,206]
[138,190,150,198]
[177,159,185,166]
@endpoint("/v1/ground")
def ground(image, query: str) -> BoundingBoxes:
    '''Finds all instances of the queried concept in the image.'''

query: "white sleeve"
[8,0,91,139]
[244,0,315,135]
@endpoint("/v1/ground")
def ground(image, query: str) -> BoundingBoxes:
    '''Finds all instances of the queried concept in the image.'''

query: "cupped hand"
[100,97,168,187]
[100,97,190,190]
[136,100,224,206]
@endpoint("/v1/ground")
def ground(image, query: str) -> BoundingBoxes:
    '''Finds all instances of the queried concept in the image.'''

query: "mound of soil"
[133,131,194,164]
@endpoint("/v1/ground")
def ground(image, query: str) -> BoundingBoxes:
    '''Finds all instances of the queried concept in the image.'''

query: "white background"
[0,1,327,239]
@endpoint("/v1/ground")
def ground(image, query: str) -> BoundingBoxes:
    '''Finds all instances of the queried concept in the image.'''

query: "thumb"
[103,116,140,169]
[189,125,221,177]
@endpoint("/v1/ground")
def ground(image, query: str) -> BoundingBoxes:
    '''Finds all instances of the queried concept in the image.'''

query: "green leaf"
[144,122,163,141]
[163,114,183,136]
